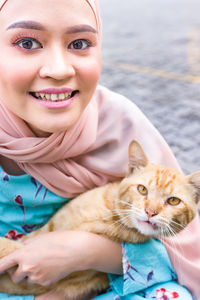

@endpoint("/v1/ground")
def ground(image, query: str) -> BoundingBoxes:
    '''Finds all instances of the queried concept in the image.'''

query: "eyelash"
[69,39,92,50]
[11,34,92,52]
[13,37,42,51]
[11,33,42,51]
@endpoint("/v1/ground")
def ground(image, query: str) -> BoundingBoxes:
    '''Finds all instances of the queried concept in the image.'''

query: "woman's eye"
[167,197,181,206]
[137,184,148,196]
[69,39,91,50]
[14,38,42,50]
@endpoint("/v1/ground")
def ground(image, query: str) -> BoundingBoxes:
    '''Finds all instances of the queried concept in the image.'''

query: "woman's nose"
[39,49,75,80]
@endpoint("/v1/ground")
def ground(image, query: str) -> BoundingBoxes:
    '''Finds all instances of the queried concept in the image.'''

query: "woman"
[0,0,199,299]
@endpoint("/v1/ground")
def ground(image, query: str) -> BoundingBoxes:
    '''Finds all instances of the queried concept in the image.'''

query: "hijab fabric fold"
[0,0,7,10]
[0,99,108,197]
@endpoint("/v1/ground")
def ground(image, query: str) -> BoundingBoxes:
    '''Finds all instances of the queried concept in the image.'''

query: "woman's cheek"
[0,59,32,87]
[80,55,101,85]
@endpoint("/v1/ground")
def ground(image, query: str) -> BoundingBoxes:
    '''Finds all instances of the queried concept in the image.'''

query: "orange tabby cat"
[0,140,199,298]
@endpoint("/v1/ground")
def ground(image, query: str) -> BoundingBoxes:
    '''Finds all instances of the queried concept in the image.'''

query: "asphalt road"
[99,0,200,174]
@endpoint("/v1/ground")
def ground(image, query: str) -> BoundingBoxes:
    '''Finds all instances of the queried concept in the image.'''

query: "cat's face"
[117,165,198,237]
[115,141,200,238]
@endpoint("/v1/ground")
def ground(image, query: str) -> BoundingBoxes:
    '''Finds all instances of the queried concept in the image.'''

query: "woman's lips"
[36,88,74,94]
[29,90,79,109]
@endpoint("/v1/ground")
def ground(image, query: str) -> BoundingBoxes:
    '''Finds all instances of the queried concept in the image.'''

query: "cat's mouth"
[143,220,158,230]
[138,219,159,231]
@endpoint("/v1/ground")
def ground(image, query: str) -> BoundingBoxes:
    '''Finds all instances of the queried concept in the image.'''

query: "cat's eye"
[137,185,148,196]
[167,197,181,206]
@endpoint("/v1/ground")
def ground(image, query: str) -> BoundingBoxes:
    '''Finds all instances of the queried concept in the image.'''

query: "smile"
[30,90,78,102]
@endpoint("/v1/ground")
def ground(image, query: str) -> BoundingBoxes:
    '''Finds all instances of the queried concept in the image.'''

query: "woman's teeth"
[33,92,73,101]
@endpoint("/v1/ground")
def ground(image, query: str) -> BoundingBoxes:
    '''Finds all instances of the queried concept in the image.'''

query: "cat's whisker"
[126,206,144,214]
[118,200,133,208]
[159,233,183,271]
[153,218,169,233]
[161,224,186,267]
[156,217,185,236]
[117,208,143,217]
[102,211,120,220]
[170,219,185,230]
[170,221,192,237]
[169,220,191,237]
[158,227,169,239]
[167,226,177,237]
[116,214,132,225]
[101,207,143,224]
[162,229,185,270]
[102,208,136,220]
[156,216,170,225]
[103,211,130,226]
[159,228,168,240]
[115,208,144,219]
[103,216,133,236]
[157,221,177,239]
[163,222,177,236]
[118,202,142,213]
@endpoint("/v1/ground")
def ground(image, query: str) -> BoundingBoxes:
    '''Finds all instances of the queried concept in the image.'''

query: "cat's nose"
[145,208,158,218]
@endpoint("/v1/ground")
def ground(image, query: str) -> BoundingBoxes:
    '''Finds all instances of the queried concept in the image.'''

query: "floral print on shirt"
[122,242,155,287]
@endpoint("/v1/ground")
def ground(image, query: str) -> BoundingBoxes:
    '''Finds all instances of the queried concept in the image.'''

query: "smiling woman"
[0,0,199,300]
[0,0,101,136]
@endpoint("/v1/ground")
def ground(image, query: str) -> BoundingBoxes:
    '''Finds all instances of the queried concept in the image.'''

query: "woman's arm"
[0,231,122,286]
[0,230,178,299]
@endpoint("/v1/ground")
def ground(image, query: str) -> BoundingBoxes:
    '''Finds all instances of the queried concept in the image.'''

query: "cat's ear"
[128,140,149,175]
[188,171,200,203]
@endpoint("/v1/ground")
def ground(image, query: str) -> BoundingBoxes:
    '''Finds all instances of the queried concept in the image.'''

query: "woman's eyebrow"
[6,21,98,34]
[65,24,97,34]
[6,21,45,31]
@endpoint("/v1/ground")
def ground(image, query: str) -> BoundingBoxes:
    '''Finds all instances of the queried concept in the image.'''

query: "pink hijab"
[0,1,200,299]
[0,0,99,19]
[0,0,101,35]
[0,0,6,9]
[0,0,103,198]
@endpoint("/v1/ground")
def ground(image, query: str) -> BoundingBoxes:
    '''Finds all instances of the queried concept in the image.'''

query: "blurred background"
[99,0,200,174]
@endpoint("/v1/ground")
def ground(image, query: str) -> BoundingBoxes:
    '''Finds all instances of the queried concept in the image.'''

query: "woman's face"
[0,0,101,136]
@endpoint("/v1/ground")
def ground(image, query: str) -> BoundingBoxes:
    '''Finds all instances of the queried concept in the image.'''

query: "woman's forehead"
[0,0,100,31]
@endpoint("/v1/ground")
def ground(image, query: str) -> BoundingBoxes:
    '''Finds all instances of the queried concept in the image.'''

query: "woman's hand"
[0,231,93,286]
[0,230,122,286]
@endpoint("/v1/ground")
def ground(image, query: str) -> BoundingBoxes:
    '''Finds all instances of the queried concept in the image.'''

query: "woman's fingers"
[11,267,28,283]
[26,277,36,285]
[0,250,33,284]
[0,253,17,273]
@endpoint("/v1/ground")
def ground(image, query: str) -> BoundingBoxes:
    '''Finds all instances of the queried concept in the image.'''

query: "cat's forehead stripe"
[155,168,176,189]
[164,179,173,188]
[160,170,168,187]
[156,169,160,185]
[148,179,153,186]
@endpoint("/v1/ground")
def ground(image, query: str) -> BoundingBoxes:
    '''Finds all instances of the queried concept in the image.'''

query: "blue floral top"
[0,166,177,299]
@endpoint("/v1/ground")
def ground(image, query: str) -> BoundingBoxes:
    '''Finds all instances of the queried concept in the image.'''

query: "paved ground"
[99,0,200,174]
